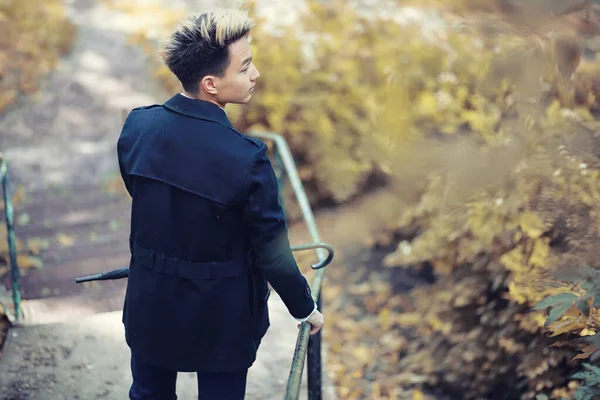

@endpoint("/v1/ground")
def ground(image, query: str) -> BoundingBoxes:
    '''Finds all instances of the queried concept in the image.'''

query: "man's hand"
[298,310,324,335]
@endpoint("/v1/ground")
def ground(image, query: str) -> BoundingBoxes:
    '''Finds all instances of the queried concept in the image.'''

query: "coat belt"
[129,237,248,280]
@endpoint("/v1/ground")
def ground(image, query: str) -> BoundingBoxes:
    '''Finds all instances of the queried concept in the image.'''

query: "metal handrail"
[249,131,330,400]
[0,156,22,321]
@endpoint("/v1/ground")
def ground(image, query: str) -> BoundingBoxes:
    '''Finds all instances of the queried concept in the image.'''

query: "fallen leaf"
[27,237,50,254]
[413,389,425,400]
[396,312,421,326]
[16,254,43,270]
[16,213,30,226]
[56,233,75,247]
[352,345,372,366]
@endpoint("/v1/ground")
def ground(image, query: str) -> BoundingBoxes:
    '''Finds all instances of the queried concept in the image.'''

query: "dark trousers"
[129,354,248,400]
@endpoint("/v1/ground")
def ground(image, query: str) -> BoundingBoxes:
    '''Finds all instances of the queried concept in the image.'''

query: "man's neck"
[181,91,226,113]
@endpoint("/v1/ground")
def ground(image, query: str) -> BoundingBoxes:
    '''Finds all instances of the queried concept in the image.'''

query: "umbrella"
[75,242,334,283]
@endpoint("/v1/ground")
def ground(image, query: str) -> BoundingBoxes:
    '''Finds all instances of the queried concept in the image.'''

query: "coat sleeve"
[117,151,132,197]
[116,139,132,197]
[242,146,316,319]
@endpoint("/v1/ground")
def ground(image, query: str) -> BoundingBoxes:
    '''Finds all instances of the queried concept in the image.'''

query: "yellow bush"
[0,0,75,114]
[240,2,600,397]
[369,8,600,400]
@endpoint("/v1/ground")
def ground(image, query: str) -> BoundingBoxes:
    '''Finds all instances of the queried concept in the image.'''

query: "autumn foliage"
[0,0,75,114]
[240,2,600,398]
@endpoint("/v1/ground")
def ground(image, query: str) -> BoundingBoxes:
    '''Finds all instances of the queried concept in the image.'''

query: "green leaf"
[581,279,595,292]
[592,291,600,309]
[573,387,592,400]
[584,334,600,348]
[533,293,577,311]
[581,386,600,395]
[586,376,600,386]
[546,301,573,325]
[583,363,600,376]
[577,295,591,316]
[572,371,592,380]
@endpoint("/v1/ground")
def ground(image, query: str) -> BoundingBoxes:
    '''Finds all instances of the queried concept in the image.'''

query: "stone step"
[33,236,129,266]
[17,283,127,326]
[0,292,337,400]
[5,253,131,301]
[4,140,121,193]
[15,200,130,237]
[15,183,128,216]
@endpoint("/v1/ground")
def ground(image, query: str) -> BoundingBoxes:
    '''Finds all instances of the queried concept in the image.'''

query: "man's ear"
[200,75,218,95]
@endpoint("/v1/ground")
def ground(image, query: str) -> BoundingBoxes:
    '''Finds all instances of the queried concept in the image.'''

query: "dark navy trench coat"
[117,93,315,373]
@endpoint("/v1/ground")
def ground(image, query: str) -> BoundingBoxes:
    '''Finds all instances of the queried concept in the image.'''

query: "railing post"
[307,293,323,400]
[273,148,286,217]
[0,158,22,321]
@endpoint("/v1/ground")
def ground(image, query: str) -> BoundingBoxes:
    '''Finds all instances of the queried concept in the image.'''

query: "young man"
[117,9,324,400]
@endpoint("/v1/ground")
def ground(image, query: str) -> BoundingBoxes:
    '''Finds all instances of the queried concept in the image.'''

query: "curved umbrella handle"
[290,242,334,270]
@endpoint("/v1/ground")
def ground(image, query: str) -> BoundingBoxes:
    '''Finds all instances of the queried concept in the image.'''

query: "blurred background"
[3,0,600,399]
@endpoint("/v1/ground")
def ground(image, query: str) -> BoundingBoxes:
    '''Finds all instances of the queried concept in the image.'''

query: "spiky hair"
[160,9,255,94]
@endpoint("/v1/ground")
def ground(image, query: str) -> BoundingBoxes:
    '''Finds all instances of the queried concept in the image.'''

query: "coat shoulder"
[238,133,267,153]
[225,128,268,164]
[131,104,162,112]
[122,104,162,124]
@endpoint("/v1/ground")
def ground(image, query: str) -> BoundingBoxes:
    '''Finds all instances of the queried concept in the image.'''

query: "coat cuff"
[294,302,317,322]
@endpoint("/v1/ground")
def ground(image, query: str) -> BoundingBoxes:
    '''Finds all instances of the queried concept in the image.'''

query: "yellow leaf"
[546,318,584,337]
[580,328,596,336]
[16,254,43,270]
[378,308,392,328]
[412,389,425,400]
[417,91,438,118]
[352,346,372,366]
[396,312,421,327]
[500,246,526,273]
[56,233,75,247]
[528,238,549,268]
[518,212,546,239]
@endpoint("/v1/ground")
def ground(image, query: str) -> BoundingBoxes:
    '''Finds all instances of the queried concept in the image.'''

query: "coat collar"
[162,93,233,128]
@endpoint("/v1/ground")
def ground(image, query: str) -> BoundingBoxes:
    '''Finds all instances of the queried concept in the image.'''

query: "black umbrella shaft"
[75,243,333,283]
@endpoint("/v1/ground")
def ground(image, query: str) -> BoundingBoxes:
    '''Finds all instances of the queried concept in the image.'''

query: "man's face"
[214,36,260,105]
